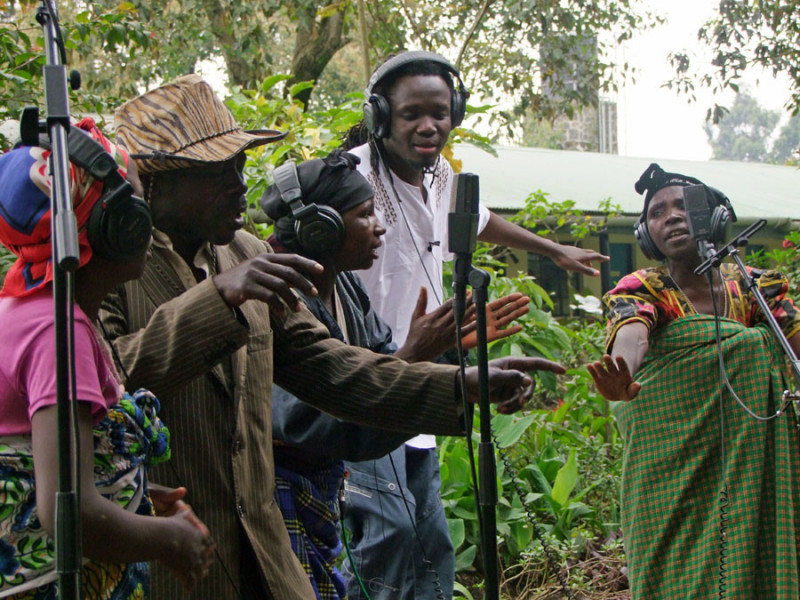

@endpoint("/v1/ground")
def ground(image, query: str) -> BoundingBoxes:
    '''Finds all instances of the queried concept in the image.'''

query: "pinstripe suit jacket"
[100,230,463,600]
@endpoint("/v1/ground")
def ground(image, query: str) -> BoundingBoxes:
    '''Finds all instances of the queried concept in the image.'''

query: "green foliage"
[224,76,363,237]
[667,1,800,120]
[441,325,623,589]
[0,2,155,122]
[0,0,658,140]
[439,246,622,589]
[510,191,621,242]
[746,230,800,300]
[441,195,625,595]
[704,90,781,162]
[65,0,286,90]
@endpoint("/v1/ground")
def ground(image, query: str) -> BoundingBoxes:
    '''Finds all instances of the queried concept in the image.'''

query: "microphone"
[448,173,480,326]
[683,184,715,260]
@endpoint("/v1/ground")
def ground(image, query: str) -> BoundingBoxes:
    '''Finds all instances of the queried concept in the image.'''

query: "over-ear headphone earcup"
[634,220,664,261]
[709,205,730,246]
[294,205,344,257]
[450,86,467,128]
[363,94,392,139]
[87,194,152,262]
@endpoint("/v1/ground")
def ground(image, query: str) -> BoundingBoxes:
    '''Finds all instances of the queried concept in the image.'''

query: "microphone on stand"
[448,173,480,326]
[684,184,715,261]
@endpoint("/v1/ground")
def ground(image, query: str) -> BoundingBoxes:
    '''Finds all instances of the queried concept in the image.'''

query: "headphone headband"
[365,50,462,96]
[273,161,314,219]
[363,51,468,139]
[36,125,151,262]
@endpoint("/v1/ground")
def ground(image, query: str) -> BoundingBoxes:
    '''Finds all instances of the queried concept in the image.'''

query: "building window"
[527,252,578,316]
[609,243,633,287]
[745,243,764,258]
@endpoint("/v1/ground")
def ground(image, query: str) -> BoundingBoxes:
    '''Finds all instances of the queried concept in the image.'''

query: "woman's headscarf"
[261,149,374,252]
[0,118,130,298]
[634,162,704,219]
[634,162,735,224]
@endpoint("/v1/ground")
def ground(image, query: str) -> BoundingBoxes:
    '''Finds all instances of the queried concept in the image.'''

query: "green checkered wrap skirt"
[613,315,800,599]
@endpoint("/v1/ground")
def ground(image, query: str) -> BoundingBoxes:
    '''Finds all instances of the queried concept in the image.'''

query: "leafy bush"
[439,293,624,597]
[440,222,625,598]
[746,230,800,299]
[224,76,363,239]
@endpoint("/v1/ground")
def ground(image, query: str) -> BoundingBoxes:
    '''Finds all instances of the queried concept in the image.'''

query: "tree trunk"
[289,7,347,109]
[200,0,257,88]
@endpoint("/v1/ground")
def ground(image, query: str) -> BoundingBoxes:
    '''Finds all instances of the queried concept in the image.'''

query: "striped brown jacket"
[100,229,462,600]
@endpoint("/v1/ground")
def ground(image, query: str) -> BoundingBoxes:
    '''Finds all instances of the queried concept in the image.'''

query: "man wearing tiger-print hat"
[99,75,563,600]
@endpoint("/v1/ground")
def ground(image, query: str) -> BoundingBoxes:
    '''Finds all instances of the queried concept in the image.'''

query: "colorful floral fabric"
[0,389,170,599]
[604,263,800,352]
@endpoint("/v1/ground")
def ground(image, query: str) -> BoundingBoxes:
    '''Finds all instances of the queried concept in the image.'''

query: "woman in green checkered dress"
[588,163,800,599]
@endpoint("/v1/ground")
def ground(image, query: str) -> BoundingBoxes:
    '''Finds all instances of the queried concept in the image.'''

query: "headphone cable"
[377,146,444,306]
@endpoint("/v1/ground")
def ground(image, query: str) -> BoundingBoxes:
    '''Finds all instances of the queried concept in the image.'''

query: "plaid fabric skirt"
[613,316,800,599]
[274,462,347,600]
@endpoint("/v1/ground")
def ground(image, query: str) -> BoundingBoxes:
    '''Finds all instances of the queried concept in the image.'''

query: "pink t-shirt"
[0,287,119,435]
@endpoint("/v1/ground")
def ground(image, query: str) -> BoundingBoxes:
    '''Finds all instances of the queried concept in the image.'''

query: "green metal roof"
[454,145,800,222]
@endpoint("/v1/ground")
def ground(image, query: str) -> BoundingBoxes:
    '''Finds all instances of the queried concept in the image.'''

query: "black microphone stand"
[26,2,83,598]
[467,266,500,600]
[696,219,800,391]
[449,172,499,599]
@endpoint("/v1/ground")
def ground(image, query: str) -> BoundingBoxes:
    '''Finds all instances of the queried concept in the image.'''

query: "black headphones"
[634,185,736,261]
[38,126,152,262]
[363,50,469,139]
[273,160,344,256]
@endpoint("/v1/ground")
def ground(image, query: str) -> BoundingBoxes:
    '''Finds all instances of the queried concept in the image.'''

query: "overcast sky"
[615,0,794,161]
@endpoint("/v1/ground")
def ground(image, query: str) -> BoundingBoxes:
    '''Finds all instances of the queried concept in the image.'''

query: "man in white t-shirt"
[341,51,608,599]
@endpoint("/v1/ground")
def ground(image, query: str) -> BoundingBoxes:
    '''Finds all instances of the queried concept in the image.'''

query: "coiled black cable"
[492,427,573,600]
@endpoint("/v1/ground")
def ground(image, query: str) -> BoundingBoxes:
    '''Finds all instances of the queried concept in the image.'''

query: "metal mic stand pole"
[36,1,83,598]
[696,218,800,390]
[468,267,499,600]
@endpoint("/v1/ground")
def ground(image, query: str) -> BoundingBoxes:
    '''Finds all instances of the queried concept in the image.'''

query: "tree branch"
[455,0,496,70]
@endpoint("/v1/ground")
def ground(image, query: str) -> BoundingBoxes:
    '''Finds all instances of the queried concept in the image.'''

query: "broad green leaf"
[454,544,477,572]
[521,463,552,495]
[492,413,536,447]
[551,448,578,506]
[289,80,314,97]
[509,521,532,553]
[453,581,474,600]
[448,517,466,548]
